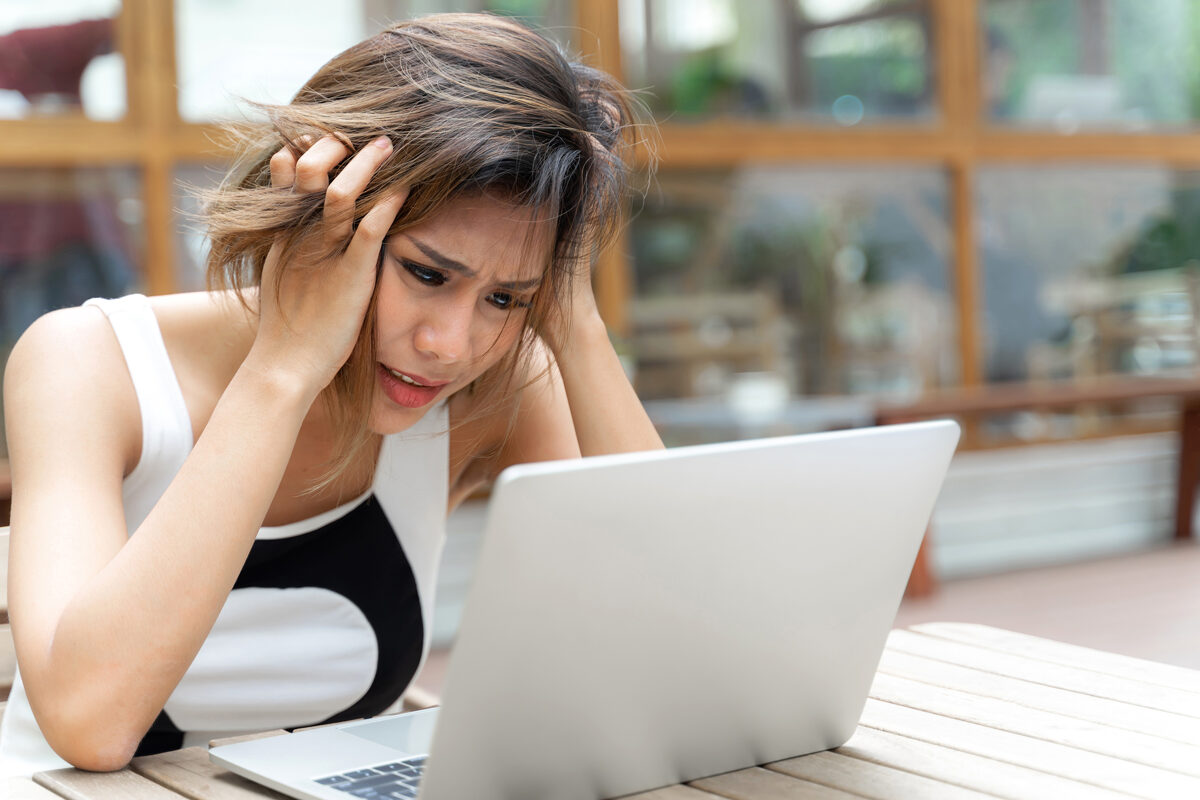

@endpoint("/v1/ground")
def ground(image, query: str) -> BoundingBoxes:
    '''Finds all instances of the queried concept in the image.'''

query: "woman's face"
[368,191,554,434]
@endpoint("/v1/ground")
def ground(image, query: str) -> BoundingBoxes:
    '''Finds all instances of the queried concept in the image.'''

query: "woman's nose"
[413,302,473,364]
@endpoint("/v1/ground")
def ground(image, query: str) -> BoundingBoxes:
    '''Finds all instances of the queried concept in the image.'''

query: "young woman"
[0,13,661,775]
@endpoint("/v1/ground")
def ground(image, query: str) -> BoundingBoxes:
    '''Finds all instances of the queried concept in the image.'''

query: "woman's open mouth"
[377,364,449,408]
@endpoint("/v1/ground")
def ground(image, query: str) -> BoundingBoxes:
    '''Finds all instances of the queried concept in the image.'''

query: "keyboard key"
[311,758,424,797]
[350,775,406,790]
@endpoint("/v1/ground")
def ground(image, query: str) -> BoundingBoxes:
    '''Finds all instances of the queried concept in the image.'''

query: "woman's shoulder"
[6,301,137,388]
[5,302,144,475]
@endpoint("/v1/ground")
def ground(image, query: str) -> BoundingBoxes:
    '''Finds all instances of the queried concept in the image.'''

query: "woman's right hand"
[248,134,407,396]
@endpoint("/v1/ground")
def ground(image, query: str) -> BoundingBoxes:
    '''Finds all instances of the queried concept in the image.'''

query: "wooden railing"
[876,376,1200,596]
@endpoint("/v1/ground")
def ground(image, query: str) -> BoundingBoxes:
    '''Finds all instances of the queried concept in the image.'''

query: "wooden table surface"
[14,622,1200,800]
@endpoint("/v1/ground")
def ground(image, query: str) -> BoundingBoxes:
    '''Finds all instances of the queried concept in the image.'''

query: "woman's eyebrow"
[407,236,476,278]
[497,277,542,291]
[407,235,542,291]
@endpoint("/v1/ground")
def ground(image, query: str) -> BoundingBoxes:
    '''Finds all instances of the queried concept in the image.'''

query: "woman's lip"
[381,364,451,387]
[377,364,446,409]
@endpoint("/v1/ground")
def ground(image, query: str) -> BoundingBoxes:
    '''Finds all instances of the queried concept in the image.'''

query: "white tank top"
[0,294,449,776]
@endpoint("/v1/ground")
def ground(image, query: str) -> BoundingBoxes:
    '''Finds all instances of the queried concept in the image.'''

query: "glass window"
[630,166,955,443]
[0,0,125,120]
[983,0,1200,131]
[0,166,142,457]
[172,164,226,291]
[977,165,1200,440]
[980,165,1200,380]
[621,0,935,123]
[175,0,574,122]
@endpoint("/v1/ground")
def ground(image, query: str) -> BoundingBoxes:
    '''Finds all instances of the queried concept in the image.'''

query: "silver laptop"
[210,420,960,800]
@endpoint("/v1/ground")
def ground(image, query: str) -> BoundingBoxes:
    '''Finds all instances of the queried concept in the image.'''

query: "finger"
[344,188,409,268]
[323,136,394,244]
[269,146,296,189]
[293,135,352,194]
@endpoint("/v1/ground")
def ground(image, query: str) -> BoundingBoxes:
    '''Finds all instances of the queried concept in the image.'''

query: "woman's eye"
[487,292,532,311]
[403,261,447,286]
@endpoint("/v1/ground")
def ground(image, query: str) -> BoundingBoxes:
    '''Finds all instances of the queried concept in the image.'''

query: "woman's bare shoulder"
[6,304,128,383]
[4,304,142,475]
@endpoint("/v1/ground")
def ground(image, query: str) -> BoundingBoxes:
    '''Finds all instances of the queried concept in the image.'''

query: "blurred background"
[3,0,1200,670]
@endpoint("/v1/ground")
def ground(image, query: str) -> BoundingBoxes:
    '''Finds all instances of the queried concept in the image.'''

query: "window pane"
[175,0,574,122]
[621,0,934,123]
[0,166,142,456]
[978,166,1200,439]
[0,0,125,120]
[983,0,1200,130]
[630,166,955,443]
[173,164,225,291]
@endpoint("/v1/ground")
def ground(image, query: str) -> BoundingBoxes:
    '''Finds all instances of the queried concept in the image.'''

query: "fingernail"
[374,136,392,150]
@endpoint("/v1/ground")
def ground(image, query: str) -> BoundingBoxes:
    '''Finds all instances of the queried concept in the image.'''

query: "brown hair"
[202,12,646,489]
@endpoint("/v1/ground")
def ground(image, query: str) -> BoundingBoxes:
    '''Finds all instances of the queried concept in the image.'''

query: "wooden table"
[15,623,1200,800]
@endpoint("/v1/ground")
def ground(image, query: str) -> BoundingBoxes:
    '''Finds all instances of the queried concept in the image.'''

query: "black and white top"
[0,294,449,776]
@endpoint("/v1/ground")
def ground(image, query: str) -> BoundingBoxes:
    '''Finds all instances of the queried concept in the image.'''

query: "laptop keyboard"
[313,756,427,798]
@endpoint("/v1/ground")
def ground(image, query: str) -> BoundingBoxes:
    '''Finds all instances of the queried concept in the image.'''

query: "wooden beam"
[949,158,982,386]
[113,0,139,124]
[137,0,181,297]
[644,124,1200,168]
[936,0,982,388]
[576,0,629,331]
[575,0,623,81]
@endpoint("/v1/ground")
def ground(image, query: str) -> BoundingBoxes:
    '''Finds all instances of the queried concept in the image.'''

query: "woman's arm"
[548,305,663,457]
[6,314,318,770]
[5,135,401,771]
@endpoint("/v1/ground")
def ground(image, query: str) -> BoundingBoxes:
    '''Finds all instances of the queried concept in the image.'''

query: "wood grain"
[206,731,287,749]
[618,784,731,799]
[766,749,991,799]
[860,698,1200,799]
[870,672,1200,776]
[910,623,1200,694]
[130,747,289,800]
[34,767,183,800]
[876,645,1200,741]
[887,629,1200,716]
[831,725,1137,800]
[690,766,866,799]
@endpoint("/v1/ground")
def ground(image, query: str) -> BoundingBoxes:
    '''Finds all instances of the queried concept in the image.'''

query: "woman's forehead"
[397,193,554,278]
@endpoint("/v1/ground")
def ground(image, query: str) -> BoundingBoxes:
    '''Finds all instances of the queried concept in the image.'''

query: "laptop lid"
[417,420,959,799]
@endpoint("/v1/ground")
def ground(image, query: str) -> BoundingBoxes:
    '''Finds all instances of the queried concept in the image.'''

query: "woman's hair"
[202,12,646,490]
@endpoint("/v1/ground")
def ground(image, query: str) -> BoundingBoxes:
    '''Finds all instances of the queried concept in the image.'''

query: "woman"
[0,13,661,775]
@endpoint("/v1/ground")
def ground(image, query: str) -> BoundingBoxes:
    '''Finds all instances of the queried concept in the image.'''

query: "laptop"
[210,420,960,800]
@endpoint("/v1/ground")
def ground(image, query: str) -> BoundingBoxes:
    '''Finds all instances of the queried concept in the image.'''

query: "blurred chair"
[629,291,792,400]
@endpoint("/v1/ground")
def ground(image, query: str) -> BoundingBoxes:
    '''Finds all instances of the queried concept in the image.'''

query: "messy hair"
[202,12,644,490]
